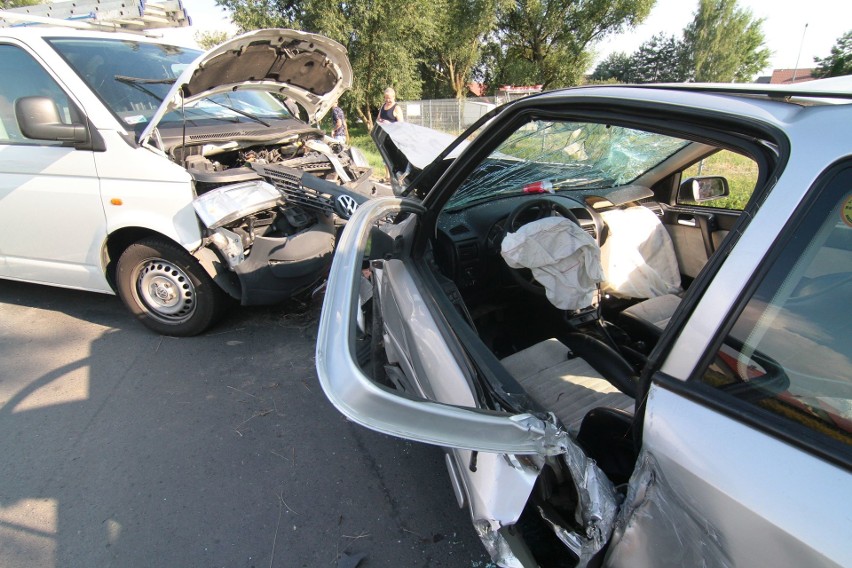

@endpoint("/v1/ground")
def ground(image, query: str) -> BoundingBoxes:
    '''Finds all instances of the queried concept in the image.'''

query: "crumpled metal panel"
[472,439,619,568]
[474,520,526,568]
[605,451,733,568]
[559,439,619,567]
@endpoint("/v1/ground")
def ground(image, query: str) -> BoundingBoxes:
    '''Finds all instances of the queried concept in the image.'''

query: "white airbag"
[501,217,603,310]
[600,206,682,299]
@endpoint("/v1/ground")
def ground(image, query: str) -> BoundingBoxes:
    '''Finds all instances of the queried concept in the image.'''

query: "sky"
[165,0,851,76]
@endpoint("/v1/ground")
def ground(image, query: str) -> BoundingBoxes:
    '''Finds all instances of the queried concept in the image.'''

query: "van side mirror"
[15,96,88,144]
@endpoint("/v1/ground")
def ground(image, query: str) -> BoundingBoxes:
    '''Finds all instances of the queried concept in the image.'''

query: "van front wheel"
[116,238,227,336]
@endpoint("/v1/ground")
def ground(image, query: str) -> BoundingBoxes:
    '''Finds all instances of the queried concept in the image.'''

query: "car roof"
[528,83,852,133]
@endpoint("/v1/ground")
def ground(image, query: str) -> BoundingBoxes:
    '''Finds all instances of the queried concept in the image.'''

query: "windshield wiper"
[203,97,271,127]
[114,75,173,102]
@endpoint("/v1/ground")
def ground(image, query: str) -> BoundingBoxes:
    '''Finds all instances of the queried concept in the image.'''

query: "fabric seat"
[621,293,682,332]
[501,338,634,433]
[599,205,685,336]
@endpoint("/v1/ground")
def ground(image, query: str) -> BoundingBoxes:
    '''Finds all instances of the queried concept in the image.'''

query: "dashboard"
[434,193,601,290]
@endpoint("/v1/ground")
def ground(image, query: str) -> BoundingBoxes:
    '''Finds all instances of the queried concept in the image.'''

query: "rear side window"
[0,44,73,145]
[698,165,852,451]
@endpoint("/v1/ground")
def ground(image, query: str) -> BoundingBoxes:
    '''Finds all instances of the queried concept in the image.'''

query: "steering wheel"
[503,198,581,294]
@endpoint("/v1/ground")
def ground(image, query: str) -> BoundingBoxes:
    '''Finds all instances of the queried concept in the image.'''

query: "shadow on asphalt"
[0,280,491,567]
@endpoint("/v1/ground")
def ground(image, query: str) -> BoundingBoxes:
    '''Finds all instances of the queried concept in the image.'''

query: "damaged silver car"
[317,81,852,566]
[0,27,383,335]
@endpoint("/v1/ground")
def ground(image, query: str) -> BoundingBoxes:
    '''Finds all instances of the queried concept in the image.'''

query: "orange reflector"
[110,198,123,206]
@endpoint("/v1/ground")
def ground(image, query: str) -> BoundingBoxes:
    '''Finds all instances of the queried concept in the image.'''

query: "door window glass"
[678,149,759,210]
[699,168,852,447]
[0,44,74,145]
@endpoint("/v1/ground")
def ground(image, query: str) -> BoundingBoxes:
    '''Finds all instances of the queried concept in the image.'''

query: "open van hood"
[139,28,352,145]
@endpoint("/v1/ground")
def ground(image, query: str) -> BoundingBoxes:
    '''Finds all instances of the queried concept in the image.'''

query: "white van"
[0,27,376,335]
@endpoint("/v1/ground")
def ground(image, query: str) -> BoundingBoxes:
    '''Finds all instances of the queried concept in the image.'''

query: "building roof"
[769,68,816,84]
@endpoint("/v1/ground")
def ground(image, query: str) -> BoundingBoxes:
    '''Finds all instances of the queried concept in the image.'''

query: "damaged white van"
[0,27,379,335]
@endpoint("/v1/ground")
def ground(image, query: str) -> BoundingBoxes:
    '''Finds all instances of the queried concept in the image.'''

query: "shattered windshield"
[446,120,690,210]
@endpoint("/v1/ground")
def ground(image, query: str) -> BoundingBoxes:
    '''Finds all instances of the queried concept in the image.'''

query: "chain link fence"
[395,97,496,134]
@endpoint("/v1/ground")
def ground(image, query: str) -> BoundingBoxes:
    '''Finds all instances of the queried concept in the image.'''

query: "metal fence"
[396,97,497,134]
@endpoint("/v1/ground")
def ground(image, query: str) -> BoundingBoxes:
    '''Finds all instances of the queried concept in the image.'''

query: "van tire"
[116,238,227,336]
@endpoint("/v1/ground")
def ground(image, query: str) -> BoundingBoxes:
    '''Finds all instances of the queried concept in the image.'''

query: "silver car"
[317,80,852,567]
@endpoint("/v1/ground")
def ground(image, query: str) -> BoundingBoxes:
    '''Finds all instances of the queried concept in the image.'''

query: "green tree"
[493,0,654,89]
[216,0,436,129]
[195,30,231,50]
[0,0,42,8]
[813,30,852,78]
[215,0,299,30]
[631,33,689,82]
[425,0,501,99]
[683,0,770,82]
[591,51,634,82]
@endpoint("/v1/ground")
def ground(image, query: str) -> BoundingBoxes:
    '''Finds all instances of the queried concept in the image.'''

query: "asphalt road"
[0,280,492,568]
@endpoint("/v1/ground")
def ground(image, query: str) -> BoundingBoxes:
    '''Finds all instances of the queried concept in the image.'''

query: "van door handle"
[677,215,696,227]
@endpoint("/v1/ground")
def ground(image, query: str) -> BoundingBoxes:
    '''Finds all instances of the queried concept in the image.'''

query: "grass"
[347,123,386,173]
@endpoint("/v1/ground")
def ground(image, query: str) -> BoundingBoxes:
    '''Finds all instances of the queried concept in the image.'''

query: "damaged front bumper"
[193,179,335,305]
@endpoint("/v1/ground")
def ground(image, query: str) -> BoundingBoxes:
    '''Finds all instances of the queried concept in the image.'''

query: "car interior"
[363,112,852,563]
[420,120,760,424]
[366,117,771,561]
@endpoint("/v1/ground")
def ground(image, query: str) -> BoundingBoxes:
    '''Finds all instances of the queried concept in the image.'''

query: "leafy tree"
[591,51,634,82]
[683,0,770,82]
[195,30,231,50]
[0,0,42,8]
[631,33,689,82]
[216,0,437,129]
[493,0,654,89]
[813,30,852,78]
[592,34,689,84]
[425,0,500,99]
[215,0,299,30]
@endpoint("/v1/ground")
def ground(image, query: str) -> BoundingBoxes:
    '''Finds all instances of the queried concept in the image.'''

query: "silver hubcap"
[135,258,195,322]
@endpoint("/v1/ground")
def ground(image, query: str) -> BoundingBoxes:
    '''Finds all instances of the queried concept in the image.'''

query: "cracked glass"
[446,120,690,211]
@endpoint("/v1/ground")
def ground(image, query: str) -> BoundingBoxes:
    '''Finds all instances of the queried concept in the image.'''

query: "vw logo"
[336,194,359,218]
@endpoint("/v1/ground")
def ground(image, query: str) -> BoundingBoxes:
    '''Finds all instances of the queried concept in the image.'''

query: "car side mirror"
[679,176,730,203]
[15,96,88,144]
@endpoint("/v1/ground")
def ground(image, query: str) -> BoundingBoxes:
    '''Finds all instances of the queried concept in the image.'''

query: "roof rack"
[0,0,191,34]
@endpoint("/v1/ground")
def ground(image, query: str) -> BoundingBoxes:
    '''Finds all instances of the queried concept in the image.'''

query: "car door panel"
[0,144,107,291]
[0,42,109,292]
[607,383,851,568]
[662,207,739,279]
[316,197,570,456]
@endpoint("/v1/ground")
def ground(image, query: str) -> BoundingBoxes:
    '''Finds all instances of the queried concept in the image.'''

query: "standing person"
[376,87,404,124]
[331,104,348,144]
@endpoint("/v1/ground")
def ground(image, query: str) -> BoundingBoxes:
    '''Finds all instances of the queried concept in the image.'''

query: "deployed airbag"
[501,217,603,310]
[600,206,682,299]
